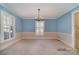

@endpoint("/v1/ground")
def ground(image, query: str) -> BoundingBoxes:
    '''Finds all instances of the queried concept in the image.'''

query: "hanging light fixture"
[35,9,43,21]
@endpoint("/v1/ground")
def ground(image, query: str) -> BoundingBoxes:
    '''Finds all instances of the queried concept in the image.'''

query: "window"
[2,11,15,40]
[35,21,44,36]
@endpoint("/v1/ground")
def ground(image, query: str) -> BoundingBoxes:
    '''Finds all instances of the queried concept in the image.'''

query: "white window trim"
[0,10,15,43]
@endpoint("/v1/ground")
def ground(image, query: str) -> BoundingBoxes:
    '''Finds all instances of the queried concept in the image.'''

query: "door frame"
[72,10,79,49]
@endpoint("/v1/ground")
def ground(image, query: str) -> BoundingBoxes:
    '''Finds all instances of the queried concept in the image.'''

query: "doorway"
[73,11,79,49]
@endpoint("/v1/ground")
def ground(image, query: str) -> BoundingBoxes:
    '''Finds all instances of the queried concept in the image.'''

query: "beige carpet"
[0,39,78,55]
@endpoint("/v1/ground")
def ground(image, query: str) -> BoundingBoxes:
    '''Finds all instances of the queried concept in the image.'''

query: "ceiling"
[2,3,78,19]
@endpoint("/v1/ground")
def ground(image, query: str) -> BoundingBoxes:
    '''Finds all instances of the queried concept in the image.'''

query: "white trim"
[22,37,58,40]
[0,10,16,43]
[72,10,79,48]
[1,10,4,41]
[57,32,72,47]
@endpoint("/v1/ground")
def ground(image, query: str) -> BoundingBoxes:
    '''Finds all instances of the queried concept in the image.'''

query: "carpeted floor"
[0,39,78,55]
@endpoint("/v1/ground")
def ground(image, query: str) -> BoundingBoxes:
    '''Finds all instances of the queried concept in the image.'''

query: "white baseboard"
[57,32,73,48]
[22,37,58,39]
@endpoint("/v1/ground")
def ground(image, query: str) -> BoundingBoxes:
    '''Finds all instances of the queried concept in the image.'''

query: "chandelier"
[35,9,43,21]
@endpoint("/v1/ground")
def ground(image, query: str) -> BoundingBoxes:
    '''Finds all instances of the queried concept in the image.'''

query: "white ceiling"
[2,3,78,19]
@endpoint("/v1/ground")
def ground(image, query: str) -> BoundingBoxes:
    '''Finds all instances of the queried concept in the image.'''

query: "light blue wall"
[56,5,79,34]
[0,4,57,32]
[56,12,72,33]
[0,5,23,32]
[1,4,79,33]
[22,19,57,32]
[16,18,22,32]
[22,19,35,32]
[45,19,57,32]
